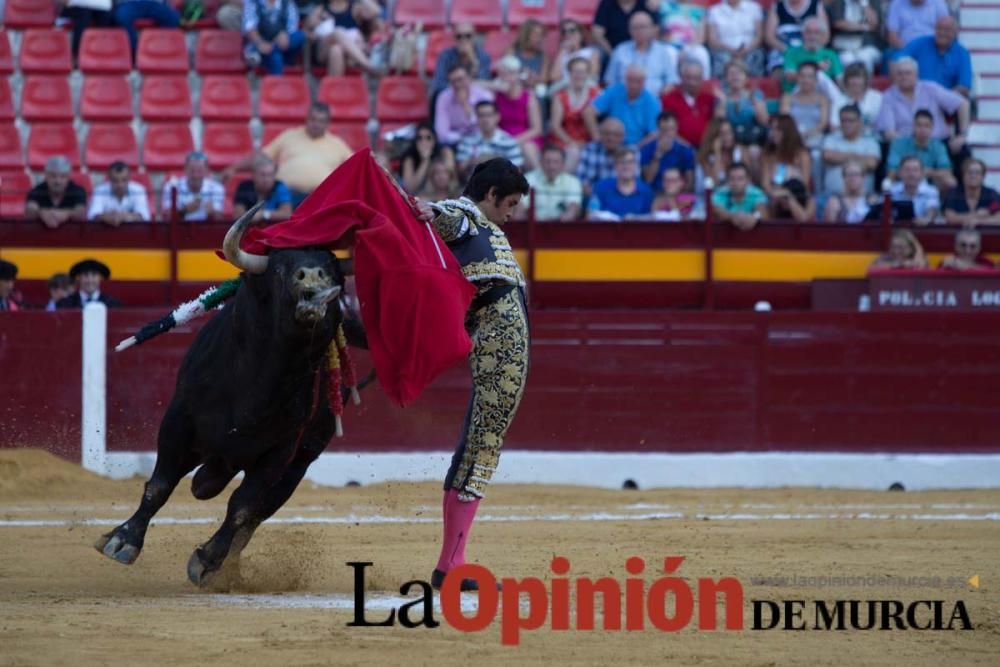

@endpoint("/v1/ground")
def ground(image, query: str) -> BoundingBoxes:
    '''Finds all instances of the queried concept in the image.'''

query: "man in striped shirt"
[456,102,524,179]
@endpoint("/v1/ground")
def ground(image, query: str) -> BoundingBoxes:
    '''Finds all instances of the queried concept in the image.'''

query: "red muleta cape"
[235,149,475,406]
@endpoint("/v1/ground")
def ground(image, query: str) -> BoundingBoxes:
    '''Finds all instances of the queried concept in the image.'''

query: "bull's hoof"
[187,547,220,587]
[94,529,141,565]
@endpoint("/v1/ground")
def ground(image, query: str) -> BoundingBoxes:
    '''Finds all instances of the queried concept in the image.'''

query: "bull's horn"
[222,202,269,274]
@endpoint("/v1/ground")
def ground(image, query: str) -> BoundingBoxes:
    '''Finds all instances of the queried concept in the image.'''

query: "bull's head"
[222,203,344,328]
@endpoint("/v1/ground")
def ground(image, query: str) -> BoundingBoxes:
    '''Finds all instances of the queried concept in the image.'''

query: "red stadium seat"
[424,30,455,75]
[3,0,56,29]
[0,79,13,121]
[0,127,24,172]
[142,124,194,171]
[140,76,193,122]
[195,29,245,74]
[80,76,134,123]
[317,76,370,122]
[20,77,73,123]
[0,31,13,76]
[222,171,251,216]
[70,170,93,195]
[483,30,517,66]
[85,124,140,170]
[0,171,32,218]
[27,123,80,170]
[394,0,447,29]
[329,122,370,152]
[508,0,559,27]
[871,76,892,92]
[750,77,781,99]
[136,29,189,74]
[450,0,503,30]
[202,123,254,170]
[258,76,311,122]
[130,170,157,218]
[261,123,296,147]
[561,0,599,24]
[199,75,253,122]
[376,76,429,122]
[19,29,72,75]
[78,28,132,75]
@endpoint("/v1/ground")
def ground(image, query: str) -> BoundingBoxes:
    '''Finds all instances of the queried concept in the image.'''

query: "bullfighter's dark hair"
[463,158,529,202]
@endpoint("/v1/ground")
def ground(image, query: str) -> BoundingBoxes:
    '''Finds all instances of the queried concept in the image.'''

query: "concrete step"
[962,7,1000,24]
[961,30,1000,49]
[977,97,1000,120]
[978,74,1000,95]
[968,121,1000,144]
[971,50,1000,72]
[973,147,1000,168]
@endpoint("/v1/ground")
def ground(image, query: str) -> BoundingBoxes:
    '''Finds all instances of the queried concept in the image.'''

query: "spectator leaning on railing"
[589,147,654,219]
[869,230,928,270]
[25,156,87,229]
[943,159,1000,226]
[711,162,768,230]
[524,145,584,221]
[162,152,225,222]
[232,155,293,224]
[0,260,20,312]
[889,155,941,225]
[88,161,151,225]
[823,160,877,223]
[939,228,995,270]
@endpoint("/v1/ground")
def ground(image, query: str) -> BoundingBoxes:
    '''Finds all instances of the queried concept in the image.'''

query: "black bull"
[95,207,367,586]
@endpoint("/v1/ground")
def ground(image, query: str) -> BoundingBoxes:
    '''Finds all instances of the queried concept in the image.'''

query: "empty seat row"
[8,74,425,124]
[395,0,587,29]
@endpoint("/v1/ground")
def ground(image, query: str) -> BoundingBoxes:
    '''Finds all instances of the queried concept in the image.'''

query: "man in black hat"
[57,259,122,308]
[0,259,20,311]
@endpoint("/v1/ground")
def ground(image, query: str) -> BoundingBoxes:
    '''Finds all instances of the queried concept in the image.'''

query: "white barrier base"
[101,451,1000,491]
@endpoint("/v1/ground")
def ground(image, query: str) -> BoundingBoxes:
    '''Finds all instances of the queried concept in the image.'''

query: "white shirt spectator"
[525,169,583,220]
[707,0,763,51]
[821,132,880,194]
[161,176,225,221]
[890,180,941,222]
[88,181,151,222]
[604,40,679,96]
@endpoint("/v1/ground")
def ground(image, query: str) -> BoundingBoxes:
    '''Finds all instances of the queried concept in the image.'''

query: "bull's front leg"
[95,404,198,564]
[186,439,325,586]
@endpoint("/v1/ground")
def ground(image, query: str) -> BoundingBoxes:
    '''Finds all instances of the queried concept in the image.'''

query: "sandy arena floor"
[1,449,998,666]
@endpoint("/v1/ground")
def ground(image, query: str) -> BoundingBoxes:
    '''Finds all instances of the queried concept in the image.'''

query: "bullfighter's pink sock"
[435,488,480,573]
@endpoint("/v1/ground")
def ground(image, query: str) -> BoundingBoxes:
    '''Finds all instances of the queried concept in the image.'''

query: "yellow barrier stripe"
[0,248,170,280]
[1,248,991,283]
[535,249,705,281]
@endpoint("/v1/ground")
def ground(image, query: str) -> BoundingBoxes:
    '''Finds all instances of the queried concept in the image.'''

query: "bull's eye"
[296,269,306,281]
[318,269,327,280]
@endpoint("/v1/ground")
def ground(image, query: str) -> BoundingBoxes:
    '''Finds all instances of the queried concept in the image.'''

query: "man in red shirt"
[660,59,721,146]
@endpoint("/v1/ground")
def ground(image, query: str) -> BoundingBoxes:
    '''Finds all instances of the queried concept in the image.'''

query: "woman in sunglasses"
[401,123,456,195]
[547,19,601,91]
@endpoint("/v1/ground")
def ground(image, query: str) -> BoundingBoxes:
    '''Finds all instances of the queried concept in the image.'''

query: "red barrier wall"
[3,310,1000,459]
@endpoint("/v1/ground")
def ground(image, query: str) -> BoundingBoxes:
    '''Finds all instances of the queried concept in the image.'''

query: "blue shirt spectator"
[640,112,695,189]
[591,177,654,217]
[900,17,972,95]
[886,0,949,49]
[603,11,679,96]
[592,73,662,146]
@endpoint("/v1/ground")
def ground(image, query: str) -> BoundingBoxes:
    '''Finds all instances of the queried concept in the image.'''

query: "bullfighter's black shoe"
[431,568,503,591]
